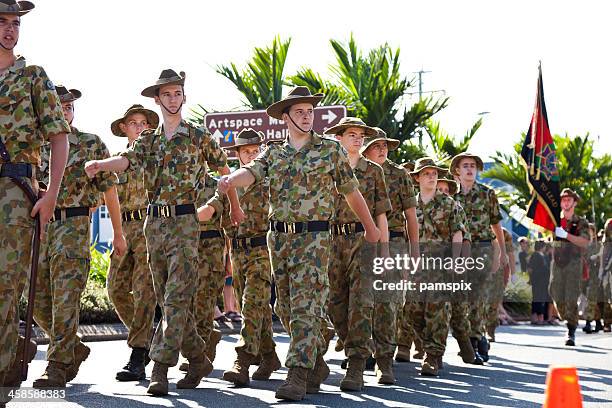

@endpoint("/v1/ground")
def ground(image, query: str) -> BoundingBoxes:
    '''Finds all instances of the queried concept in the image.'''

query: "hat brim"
[560,192,581,202]
[437,178,458,195]
[361,137,400,153]
[410,165,447,177]
[141,78,185,98]
[59,89,82,103]
[224,140,264,151]
[450,154,484,174]
[110,108,160,137]
[1,1,34,15]
[324,123,378,137]
[266,95,324,120]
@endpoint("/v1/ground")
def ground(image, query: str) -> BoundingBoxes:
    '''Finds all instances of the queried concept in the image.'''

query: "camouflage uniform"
[485,228,512,332]
[449,203,472,340]
[244,132,358,369]
[585,241,612,325]
[328,156,391,359]
[192,175,227,350]
[379,159,417,359]
[549,214,590,328]
[211,177,276,357]
[0,57,70,376]
[406,192,465,356]
[454,182,502,339]
[34,129,115,365]
[120,120,227,366]
[106,145,154,350]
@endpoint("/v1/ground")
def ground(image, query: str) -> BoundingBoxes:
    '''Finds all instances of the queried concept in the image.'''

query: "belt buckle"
[286,222,296,234]
[161,206,170,218]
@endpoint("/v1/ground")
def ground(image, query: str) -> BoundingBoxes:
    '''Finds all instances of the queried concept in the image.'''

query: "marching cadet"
[218,87,381,401]
[437,178,481,365]
[550,188,589,345]
[485,227,515,342]
[451,152,508,362]
[361,128,420,369]
[201,128,281,387]
[33,85,126,388]
[408,158,466,376]
[107,104,159,381]
[324,117,392,390]
[0,0,69,397]
[84,69,242,396]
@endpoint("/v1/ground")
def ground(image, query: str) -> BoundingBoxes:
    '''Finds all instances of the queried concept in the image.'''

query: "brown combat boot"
[65,342,91,382]
[456,336,476,364]
[178,358,189,372]
[176,353,213,389]
[335,338,345,352]
[275,367,308,401]
[251,349,281,381]
[3,336,37,387]
[394,345,411,362]
[340,357,365,391]
[206,329,223,363]
[33,361,69,388]
[420,353,440,376]
[223,350,258,386]
[413,338,425,359]
[375,357,395,384]
[147,362,169,396]
[306,354,330,393]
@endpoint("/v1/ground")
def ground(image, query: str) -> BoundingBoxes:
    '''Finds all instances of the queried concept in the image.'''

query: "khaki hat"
[449,152,484,175]
[560,188,581,202]
[361,127,400,153]
[402,161,415,172]
[324,117,377,137]
[55,85,81,103]
[141,69,185,98]
[437,178,459,195]
[266,86,324,120]
[409,157,447,178]
[0,0,34,15]
[224,128,264,151]
[110,104,159,137]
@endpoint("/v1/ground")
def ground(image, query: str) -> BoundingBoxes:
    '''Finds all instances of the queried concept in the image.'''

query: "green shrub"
[503,272,533,317]
[89,245,111,285]
[79,279,119,324]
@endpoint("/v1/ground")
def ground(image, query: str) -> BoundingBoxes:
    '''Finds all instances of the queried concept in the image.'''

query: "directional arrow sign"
[204,105,347,156]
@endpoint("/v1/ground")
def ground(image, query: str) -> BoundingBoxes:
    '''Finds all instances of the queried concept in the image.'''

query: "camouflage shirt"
[197,174,228,232]
[244,132,358,223]
[115,142,148,212]
[40,127,115,208]
[456,203,472,242]
[383,159,417,231]
[209,177,269,239]
[0,56,70,165]
[416,191,465,242]
[454,182,502,241]
[333,155,391,224]
[120,120,227,206]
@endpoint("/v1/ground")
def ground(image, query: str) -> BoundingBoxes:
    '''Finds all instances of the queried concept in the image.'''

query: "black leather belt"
[331,222,364,236]
[232,235,267,250]
[51,206,89,222]
[474,239,492,243]
[147,204,195,218]
[389,230,406,239]
[270,220,330,234]
[200,230,223,239]
[122,208,145,222]
[0,163,33,178]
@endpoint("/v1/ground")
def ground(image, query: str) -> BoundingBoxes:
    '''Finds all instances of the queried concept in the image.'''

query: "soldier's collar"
[155,119,190,138]
[7,55,26,73]
[356,155,369,172]
[282,131,321,150]
[68,128,80,145]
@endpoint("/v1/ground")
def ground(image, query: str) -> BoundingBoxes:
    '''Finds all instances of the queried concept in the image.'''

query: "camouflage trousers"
[0,178,36,374]
[328,233,373,359]
[33,215,90,365]
[404,301,450,356]
[192,234,225,347]
[485,268,505,330]
[268,230,330,369]
[549,259,582,328]
[232,244,275,356]
[469,245,495,338]
[396,301,416,348]
[373,301,400,359]
[145,214,205,366]
[585,268,612,323]
[106,218,155,349]
[449,301,471,340]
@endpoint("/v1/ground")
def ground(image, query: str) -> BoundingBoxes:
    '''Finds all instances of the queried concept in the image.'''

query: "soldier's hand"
[31,193,57,231]
[231,205,246,226]
[84,160,101,178]
[197,205,215,222]
[113,234,128,257]
[364,226,381,243]
[218,175,232,194]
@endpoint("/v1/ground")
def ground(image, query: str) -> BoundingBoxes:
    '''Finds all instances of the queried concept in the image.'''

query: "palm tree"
[424,117,483,163]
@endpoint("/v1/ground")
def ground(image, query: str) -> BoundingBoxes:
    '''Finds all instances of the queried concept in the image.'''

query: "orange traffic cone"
[543,366,583,408]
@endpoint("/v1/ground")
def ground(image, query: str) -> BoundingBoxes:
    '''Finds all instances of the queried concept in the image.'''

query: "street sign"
[204,105,347,155]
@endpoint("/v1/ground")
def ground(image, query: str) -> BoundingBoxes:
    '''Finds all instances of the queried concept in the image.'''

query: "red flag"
[520,63,561,231]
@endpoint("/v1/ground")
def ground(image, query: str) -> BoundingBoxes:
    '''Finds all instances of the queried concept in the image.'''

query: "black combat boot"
[582,321,593,334]
[477,336,490,362]
[116,347,147,381]
[594,319,604,332]
[565,325,576,346]
[469,337,484,365]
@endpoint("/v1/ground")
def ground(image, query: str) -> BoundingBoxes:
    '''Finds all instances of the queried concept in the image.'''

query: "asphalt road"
[7,322,612,407]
